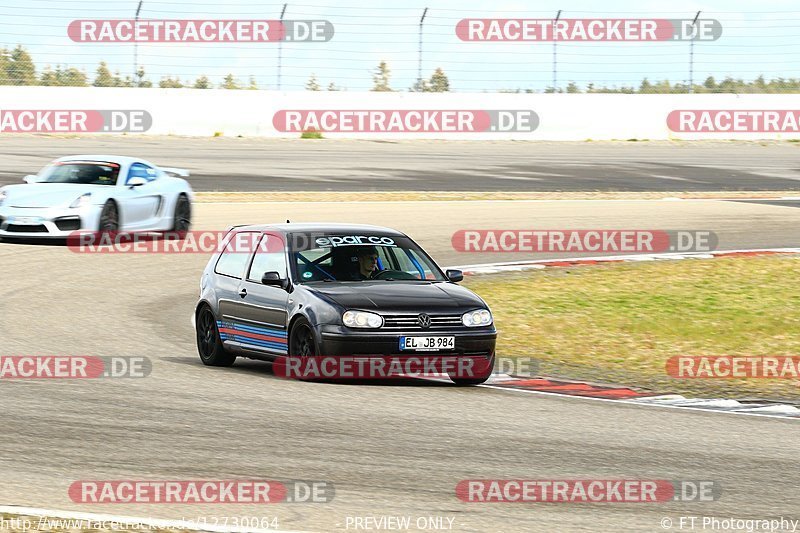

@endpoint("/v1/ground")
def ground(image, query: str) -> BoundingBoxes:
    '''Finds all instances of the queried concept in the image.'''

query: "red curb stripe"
[538,260,603,267]
[527,384,596,392]
[495,378,652,399]
[572,389,647,398]
[713,251,787,258]
[501,379,557,387]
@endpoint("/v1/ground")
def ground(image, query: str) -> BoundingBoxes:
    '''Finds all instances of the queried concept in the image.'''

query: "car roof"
[232,223,407,237]
[54,155,157,168]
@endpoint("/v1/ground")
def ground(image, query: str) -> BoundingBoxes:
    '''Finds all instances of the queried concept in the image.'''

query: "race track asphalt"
[1,200,798,532]
[2,136,800,191]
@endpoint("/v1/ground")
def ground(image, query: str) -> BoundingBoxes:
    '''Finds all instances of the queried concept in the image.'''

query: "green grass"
[300,129,324,139]
[463,256,800,400]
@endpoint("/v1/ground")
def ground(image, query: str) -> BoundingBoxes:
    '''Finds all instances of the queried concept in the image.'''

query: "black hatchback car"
[194,223,497,385]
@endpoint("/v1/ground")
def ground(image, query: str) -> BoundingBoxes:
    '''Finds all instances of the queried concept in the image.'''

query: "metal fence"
[1,1,799,93]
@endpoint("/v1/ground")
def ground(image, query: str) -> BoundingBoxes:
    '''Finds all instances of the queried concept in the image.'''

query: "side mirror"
[262,271,289,290]
[23,175,38,184]
[446,269,464,283]
[127,177,147,188]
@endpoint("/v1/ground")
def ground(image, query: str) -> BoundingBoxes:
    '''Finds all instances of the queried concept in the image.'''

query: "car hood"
[306,281,487,313]
[2,183,111,208]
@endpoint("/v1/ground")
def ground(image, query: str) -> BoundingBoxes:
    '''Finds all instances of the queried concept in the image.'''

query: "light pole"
[552,9,562,92]
[277,3,287,90]
[133,0,143,86]
[688,10,700,93]
[417,8,428,89]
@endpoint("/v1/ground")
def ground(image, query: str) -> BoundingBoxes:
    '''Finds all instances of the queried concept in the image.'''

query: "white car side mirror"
[23,175,38,184]
[127,177,148,188]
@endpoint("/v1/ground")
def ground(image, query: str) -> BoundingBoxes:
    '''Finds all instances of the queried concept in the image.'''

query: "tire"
[288,318,318,357]
[196,306,236,367]
[450,375,491,386]
[98,200,119,232]
[170,194,191,232]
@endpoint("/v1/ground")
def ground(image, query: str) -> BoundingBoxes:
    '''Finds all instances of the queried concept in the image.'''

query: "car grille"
[6,224,48,233]
[54,217,81,231]
[381,313,468,331]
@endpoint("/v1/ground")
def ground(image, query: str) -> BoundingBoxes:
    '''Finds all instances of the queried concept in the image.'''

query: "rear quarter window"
[214,232,258,279]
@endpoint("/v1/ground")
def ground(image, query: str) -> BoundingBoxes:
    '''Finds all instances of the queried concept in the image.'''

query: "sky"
[2,0,799,91]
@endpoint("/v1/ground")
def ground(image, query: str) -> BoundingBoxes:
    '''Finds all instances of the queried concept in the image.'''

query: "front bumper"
[0,205,96,238]
[318,324,497,357]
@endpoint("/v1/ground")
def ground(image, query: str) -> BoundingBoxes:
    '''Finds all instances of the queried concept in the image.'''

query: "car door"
[223,232,290,357]
[117,162,163,227]
[213,231,259,352]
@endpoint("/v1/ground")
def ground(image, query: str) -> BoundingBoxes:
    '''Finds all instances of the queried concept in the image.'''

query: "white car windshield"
[40,162,120,186]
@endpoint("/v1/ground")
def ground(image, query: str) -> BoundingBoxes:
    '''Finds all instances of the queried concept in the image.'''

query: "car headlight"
[0,190,6,206]
[343,310,384,329]
[462,309,493,327]
[70,193,91,208]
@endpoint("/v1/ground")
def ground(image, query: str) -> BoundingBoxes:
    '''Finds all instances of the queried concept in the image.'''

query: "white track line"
[0,505,306,533]
[450,247,800,274]
[477,384,800,421]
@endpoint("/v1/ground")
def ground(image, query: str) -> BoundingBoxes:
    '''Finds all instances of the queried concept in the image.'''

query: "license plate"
[400,336,455,351]
[9,216,43,225]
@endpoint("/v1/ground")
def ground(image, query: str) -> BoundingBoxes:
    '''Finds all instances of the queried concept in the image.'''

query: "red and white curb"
[0,505,303,533]
[451,247,800,275]
[477,375,800,420]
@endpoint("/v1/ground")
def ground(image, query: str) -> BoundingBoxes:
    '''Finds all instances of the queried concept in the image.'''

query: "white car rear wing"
[160,167,190,178]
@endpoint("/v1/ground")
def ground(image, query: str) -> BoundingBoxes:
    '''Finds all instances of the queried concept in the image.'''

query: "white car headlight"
[462,309,493,327]
[70,193,92,208]
[0,190,6,206]
[343,310,384,329]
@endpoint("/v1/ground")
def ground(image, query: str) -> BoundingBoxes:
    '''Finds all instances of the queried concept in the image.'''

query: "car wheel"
[171,194,191,232]
[196,307,236,367]
[98,200,119,232]
[289,318,318,357]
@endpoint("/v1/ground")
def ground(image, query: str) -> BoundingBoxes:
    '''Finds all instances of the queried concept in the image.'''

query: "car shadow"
[163,355,456,387]
[0,237,68,246]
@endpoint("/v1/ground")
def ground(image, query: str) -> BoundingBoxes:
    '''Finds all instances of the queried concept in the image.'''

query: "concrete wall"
[1,86,799,140]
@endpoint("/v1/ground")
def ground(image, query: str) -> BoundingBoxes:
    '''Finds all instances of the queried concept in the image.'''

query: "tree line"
[2,45,799,93]
[0,45,257,89]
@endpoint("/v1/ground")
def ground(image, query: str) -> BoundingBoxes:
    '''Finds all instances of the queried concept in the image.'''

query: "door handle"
[239,288,247,298]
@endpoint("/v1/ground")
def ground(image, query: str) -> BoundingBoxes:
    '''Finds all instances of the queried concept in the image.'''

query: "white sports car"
[0,155,193,238]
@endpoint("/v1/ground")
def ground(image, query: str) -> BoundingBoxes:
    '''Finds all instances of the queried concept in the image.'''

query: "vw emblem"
[417,313,432,328]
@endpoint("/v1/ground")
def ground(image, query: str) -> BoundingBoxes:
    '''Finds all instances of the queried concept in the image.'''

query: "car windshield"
[40,162,120,186]
[289,233,447,283]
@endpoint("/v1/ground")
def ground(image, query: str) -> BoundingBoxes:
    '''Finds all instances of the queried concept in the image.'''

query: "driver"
[355,246,380,279]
